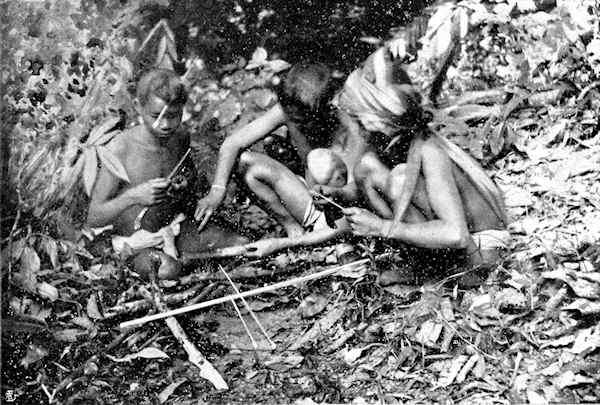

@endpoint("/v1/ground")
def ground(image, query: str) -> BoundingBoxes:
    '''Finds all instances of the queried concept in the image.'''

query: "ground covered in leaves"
[2,0,600,404]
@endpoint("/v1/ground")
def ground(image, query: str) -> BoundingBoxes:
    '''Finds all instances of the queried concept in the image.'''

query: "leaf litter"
[3,0,600,403]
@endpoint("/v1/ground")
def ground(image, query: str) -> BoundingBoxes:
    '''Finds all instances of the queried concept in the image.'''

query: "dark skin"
[194,102,368,256]
[348,138,506,267]
[87,94,247,252]
[87,95,185,234]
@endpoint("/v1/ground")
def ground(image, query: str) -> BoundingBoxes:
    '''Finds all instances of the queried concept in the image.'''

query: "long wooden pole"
[120,259,368,329]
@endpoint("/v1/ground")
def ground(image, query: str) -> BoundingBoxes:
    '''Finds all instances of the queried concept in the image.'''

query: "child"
[306,147,349,189]
[87,69,246,266]
[195,63,370,257]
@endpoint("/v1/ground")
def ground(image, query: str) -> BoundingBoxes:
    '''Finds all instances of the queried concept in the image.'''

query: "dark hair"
[277,62,342,147]
[136,69,187,106]
[278,62,339,112]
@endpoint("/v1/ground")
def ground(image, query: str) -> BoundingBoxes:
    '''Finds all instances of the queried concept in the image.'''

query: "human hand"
[311,185,344,209]
[387,37,408,60]
[127,178,169,206]
[194,189,225,231]
[242,238,285,258]
[342,207,388,237]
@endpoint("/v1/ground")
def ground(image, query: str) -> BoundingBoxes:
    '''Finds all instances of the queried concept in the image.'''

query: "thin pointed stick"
[151,104,169,130]
[219,265,276,350]
[135,19,167,58]
[309,189,346,211]
[229,297,259,350]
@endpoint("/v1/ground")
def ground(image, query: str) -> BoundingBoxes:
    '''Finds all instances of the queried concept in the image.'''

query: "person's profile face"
[327,164,348,187]
[140,95,183,139]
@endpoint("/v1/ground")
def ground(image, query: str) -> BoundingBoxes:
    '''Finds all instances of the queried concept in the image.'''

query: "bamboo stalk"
[120,259,368,329]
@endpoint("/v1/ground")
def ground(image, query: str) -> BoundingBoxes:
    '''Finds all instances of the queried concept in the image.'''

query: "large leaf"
[59,155,85,200]
[94,130,120,146]
[82,148,99,197]
[97,146,130,183]
[87,116,121,145]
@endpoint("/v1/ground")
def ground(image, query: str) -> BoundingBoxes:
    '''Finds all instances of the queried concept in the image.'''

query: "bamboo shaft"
[120,259,368,329]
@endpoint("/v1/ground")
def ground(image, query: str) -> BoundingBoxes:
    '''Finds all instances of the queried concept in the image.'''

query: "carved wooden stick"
[143,283,228,390]
[120,259,369,329]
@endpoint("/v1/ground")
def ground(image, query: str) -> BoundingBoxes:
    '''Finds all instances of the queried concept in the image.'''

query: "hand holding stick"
[309,189,346,211]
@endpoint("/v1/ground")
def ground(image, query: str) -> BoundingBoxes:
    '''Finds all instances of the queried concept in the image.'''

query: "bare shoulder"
[104,127,135,158]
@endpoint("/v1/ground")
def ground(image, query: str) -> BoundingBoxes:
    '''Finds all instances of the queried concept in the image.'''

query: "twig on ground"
[187,283,226,306]
[120,259,369,329]
[509,351,523,388]
[172,261,302,283]
[142,282,228,390]
[6,187,22,283]
[104,282,207,318]
[228,295,259,349]
[219,264,276,350]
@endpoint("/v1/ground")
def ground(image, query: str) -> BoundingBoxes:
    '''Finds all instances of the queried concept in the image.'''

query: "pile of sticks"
[105,257,368,390]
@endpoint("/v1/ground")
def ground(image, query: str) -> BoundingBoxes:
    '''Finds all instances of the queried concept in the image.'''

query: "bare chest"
[123,146,181,185]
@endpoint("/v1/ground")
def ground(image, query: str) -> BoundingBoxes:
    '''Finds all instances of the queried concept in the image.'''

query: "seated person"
[87,69,246,266]
[195,63,371,257]
[336,48,510,286]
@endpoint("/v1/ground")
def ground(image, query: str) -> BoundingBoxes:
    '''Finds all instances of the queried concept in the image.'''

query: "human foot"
[282,220,305,238]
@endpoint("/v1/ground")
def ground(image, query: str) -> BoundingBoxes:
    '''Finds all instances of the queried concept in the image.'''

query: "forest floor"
[2,1,600,404]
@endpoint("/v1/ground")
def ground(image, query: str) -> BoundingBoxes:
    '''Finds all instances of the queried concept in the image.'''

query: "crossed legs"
[354,152,427,224]
[238,151,313,237]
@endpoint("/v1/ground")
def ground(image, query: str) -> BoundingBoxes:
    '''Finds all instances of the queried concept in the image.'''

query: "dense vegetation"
[1,0,600,403]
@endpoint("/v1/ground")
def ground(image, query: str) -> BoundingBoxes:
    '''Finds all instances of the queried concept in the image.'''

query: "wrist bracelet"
[211,184,226,191]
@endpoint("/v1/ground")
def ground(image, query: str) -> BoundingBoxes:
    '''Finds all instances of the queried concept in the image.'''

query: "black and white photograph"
[1,0,599,403]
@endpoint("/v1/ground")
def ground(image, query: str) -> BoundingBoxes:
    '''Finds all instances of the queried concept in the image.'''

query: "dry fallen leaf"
[264,353,304,372]
[158,379,186,403]
[415,319,443,348]
[553,370,594,390]
[107,347,170,363]
[563,299,600,316]
[570,326,600,355]
[437,355,468,387]
[495,288,528,313]
[298,294,328,319]
[20,343,49,368]
[541,268,600,299]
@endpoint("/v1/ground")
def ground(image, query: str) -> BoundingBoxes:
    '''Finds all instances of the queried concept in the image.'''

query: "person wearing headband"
[338,48,510,287]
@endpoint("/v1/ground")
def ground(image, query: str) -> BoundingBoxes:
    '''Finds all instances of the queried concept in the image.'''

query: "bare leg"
[354,152,426,222]
[239,151,311,237]
[385,164,428,224]
[354,152,394,218]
